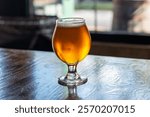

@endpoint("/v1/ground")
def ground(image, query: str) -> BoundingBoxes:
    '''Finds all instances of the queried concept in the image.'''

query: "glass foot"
[58,76,87,86]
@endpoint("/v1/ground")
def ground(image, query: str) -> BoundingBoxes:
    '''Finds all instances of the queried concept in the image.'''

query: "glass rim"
[56,17,85,25]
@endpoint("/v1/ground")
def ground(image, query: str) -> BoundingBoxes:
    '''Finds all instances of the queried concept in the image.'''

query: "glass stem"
[67,64,79,80]
[68,64,77,73]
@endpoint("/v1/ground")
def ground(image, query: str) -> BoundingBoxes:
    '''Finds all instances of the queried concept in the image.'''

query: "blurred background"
[1,0,150,58]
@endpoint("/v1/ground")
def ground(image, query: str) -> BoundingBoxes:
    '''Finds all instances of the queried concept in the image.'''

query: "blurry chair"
[0,15,57,51]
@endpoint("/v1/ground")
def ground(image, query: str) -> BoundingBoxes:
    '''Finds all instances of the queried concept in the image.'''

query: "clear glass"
[52,17,91,99]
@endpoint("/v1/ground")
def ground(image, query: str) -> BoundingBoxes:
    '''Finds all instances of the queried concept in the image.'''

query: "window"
[33,0,150,34]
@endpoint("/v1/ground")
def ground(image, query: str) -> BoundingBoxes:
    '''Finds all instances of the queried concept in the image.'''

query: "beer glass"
[52,18,91,99]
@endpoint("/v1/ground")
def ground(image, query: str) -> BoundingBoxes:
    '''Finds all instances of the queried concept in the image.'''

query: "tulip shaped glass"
[52,18,91,99]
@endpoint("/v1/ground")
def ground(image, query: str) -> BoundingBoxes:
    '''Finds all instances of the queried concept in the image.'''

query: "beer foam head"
[57,18,85,27]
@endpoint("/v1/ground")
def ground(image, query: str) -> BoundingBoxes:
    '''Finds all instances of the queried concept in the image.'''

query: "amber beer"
[52,19,91,65]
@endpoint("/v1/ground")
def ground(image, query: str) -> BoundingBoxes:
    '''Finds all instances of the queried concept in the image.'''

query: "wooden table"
[0,48,150,100]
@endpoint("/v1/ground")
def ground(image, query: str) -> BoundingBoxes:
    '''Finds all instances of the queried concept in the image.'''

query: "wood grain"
[0,48,150,100]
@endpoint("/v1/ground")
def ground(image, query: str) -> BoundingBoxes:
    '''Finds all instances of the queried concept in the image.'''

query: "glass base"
[58,76,88,86]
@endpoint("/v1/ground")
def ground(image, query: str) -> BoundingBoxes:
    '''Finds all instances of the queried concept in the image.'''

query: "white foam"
[57,18,85,27]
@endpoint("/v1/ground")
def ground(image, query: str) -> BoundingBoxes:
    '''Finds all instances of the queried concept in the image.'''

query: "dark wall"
[0,0,33,17]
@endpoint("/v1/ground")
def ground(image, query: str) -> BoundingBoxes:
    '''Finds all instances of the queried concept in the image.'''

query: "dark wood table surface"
[0,48,150,100]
